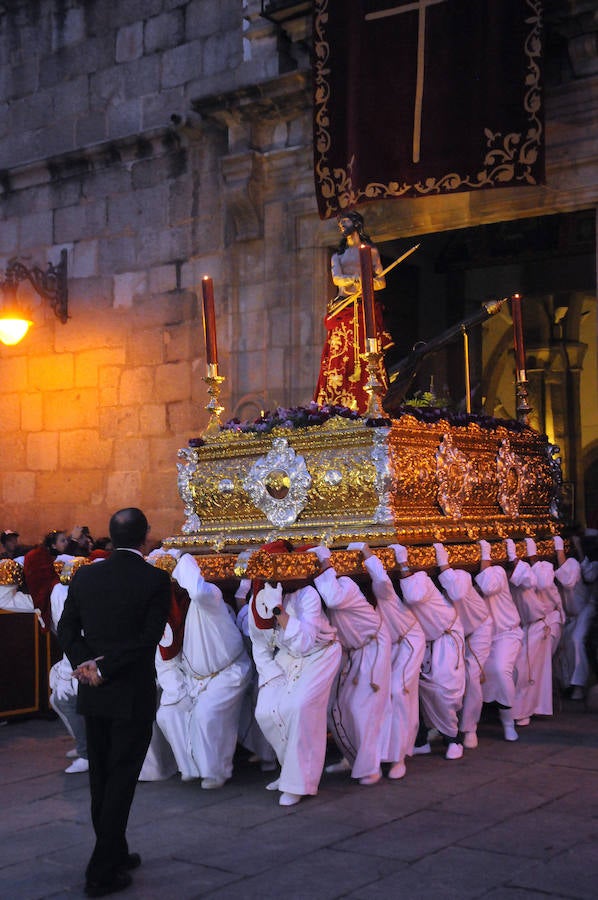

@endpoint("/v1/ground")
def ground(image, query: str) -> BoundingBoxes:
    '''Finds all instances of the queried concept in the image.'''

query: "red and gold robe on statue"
[314,299,390,414]
[315,239,391,414]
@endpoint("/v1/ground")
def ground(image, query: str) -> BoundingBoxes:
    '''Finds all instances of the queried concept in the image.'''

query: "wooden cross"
[365,0,449,164]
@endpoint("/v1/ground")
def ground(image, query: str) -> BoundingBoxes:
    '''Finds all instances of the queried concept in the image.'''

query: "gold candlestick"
[515,376,532,426]
[202,362,225,437]
[362,337,387,419]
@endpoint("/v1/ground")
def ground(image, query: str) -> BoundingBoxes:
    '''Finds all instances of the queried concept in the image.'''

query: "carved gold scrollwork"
[177,447,202,534]
[435,433,476,518]
[243,437,312,527]
[496,438,525,517]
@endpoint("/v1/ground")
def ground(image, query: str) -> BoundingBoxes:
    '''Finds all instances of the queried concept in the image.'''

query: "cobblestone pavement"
[1,699,597,899]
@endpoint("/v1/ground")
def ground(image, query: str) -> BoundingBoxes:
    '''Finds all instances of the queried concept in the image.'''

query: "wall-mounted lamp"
[0,249,68,346]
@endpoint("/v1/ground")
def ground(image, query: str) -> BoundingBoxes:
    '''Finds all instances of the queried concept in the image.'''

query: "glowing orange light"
[0,317,33,345]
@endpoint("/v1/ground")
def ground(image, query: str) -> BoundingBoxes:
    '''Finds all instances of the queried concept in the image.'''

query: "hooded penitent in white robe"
[249,584,341,796]
[399,570,466,739]
[532,559,565,655]
[364,556,425,766]
[156,554,252,784]
[510,560,553,720]
[314,568,392,780]
[438,567,493,734]
[49,581,88,759]
[554,557,593,690]
[474,565,523,708]
[50,581,79,699]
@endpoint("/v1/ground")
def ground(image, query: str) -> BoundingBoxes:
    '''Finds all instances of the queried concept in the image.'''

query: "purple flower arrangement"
[220,401,361,435]
[187,401,539,445]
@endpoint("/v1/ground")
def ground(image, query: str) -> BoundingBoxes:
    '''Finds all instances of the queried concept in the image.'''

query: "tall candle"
[359,243,377,340]
[510,293,526,380]
[201,276,218,367]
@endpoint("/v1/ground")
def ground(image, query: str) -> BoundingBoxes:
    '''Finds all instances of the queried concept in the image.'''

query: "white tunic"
[399,570,465,738]
[474,565,523,707]
[532,559,565,655]
[439,567,492,733]
[510,561,553,720]
[138,712,178,782]
[314,568,392,780]
[0,584,35,613]
[156,554,252,783]
[365,556,425,764]
[49,582,79,701]
[554,557,592,689]
[235,604,277,765]
[250,583,341,796]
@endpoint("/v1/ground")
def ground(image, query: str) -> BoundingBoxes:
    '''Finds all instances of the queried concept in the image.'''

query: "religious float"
[159,402,560,584]
[159,281,562,584]
[0,275,562,718]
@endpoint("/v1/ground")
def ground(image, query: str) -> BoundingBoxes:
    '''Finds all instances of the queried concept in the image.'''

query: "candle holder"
[362,338,387,419]
[202,363,226,437]
[515,376,532,426]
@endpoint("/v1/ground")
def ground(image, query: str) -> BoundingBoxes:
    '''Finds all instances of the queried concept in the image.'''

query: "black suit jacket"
[57,550,171,721]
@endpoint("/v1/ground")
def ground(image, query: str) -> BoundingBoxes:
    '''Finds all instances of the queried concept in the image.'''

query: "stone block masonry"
[0,1,323,545]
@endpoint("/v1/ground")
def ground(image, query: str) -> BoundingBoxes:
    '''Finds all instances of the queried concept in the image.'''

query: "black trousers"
[84,715,153,883]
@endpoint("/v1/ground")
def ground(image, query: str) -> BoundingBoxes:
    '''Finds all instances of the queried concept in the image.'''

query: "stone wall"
[1,0,597,543]
[0,0,325,543]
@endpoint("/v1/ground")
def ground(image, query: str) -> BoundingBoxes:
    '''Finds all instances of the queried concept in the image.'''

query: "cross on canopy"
[365,0,449,163]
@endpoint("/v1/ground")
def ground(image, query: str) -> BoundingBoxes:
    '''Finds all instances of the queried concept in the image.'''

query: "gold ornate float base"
[163,413,559,576]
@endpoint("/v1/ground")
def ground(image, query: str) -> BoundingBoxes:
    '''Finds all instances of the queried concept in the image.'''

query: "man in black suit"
[58,507,171,898]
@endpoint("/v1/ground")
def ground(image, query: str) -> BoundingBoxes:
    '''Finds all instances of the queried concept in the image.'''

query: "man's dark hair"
[43,530,65,553]
[109,508,149,549]
[1,530,18,546]
[336,210,374,253]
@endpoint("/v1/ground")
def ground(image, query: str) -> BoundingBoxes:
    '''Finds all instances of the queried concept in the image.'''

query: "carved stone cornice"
[0,125,181,194]
[193,70,312,241]
[191,71,311,132]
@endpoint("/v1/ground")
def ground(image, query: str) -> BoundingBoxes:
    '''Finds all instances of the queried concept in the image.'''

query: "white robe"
[250,584,341,796]
[235,604,277,765]
[138,709,178,782]
[554,557,592,689]
[510,560,553,720]
[0,583,34,612]
[47,581,89,762]
[156,554,252,783]
[438,567,492,733]
[399,570,465,739]
[45,557,83,727]
[315,568,392,779]
[49,582,79,701]
[532,559,565,655]
[474,565,523,708]
[365,556,425,764]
